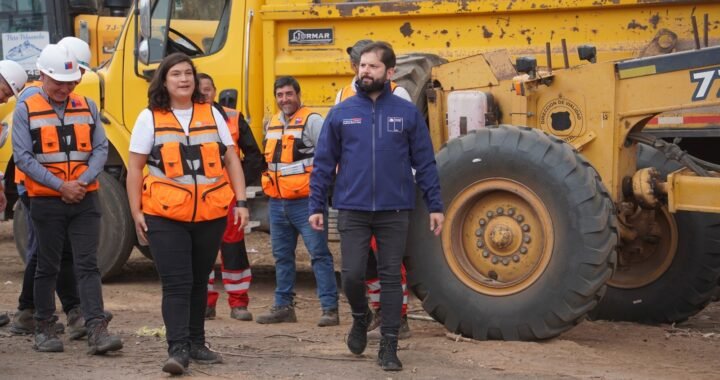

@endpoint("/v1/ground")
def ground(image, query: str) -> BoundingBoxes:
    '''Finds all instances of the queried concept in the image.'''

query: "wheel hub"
[611,206,678,289]
[442,178,554,296]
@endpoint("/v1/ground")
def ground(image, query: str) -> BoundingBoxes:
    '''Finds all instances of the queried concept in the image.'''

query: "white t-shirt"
[129,106,235,154]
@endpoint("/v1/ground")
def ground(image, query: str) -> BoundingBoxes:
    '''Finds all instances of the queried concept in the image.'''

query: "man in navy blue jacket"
[309,41,444,371]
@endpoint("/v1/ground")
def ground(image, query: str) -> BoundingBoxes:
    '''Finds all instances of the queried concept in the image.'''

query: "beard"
[356,76,386,93]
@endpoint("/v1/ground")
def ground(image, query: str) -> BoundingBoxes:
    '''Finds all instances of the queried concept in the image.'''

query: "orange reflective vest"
[338,81,398,103]
[141,103,235,222]
[261,107,318,199]
[15,81,43,185]
[23,92,99,197]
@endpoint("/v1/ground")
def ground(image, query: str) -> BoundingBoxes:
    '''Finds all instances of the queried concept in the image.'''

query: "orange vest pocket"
[261,171,281,198]
[198,181,233,220]
[263,139,278,163]
[40,126,60,153]
[280,134,295,163]
[142,178,194,221]
[160,142,184,178]
[69,163,99,192]
[74,124,92,152]
[25,165,66,197]
[277,168,311,199]
[200,142,224,178]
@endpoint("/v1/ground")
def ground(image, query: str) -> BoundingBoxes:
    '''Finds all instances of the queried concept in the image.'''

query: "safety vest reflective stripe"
[36,151,91,163]
[266,157,314,172]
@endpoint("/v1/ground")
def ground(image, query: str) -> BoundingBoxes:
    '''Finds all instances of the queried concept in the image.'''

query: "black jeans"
[18,194,80,313]
[30,193,104,323]
[338,210,409,336]
[145,215,226,347]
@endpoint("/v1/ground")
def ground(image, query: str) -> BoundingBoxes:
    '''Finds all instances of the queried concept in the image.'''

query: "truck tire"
[590,144,720,322]
[405,125,616,340]
[13,172,135,280]
[393,54,446,117]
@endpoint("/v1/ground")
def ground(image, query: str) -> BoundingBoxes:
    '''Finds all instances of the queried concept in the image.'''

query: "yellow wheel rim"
[442,178,555,296]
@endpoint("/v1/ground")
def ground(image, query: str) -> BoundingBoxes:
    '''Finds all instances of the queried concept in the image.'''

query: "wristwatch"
[235,200,248,208]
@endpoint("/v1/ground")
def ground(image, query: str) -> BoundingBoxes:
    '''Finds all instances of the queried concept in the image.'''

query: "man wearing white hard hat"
[0,58,28,327]
[59,36,92,71]
[11,44,122,354]
[9,36,104,339]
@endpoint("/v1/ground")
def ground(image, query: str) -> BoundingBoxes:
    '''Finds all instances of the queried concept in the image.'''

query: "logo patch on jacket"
[342,118,362,125]
[387,117,404,132]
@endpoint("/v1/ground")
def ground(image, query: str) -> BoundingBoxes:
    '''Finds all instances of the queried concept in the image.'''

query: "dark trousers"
[18,194,80,313]
[338,210,409,336]
[145,215,226,347]
[30,193,104,323]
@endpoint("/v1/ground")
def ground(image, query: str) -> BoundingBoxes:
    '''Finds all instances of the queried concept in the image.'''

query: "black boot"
[378,334,403,371]
[346,309,373,355]
[163,342,190,375]
[190,342,223,364]
[33,316,63,353]
[87,318,123,355]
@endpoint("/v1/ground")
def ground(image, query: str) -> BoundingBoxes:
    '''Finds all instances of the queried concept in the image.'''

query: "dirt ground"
[0,221,718,379]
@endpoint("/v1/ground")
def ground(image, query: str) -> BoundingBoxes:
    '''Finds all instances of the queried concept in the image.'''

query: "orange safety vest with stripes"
[338,81,398,103]
[261,107,318,199]
[141,103,235,222]
[23,92,99,197]
[14,81,43,185]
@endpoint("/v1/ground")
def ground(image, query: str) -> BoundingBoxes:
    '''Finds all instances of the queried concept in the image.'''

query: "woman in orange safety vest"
[126,53,249,375]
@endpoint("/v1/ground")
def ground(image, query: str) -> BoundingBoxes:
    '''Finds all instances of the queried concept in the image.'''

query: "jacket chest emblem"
[342,118,362,125]
[387,117,404,132]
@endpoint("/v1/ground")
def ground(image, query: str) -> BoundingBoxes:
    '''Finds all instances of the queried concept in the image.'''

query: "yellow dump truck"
[0,1,129,121]
[2,0,720,340]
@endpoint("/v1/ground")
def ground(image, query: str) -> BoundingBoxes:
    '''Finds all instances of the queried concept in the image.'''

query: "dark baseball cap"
[347,39,374,64]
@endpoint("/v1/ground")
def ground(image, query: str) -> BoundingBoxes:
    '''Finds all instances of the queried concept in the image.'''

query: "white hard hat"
[36,44,81,82]
[58,36,91,70]
[0,59,28,97]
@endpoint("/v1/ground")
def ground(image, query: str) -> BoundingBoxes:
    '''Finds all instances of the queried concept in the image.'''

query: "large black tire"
[13,172,135,280]
[392,54,446,117]
[406,125,616,340]
[591,144,720,322]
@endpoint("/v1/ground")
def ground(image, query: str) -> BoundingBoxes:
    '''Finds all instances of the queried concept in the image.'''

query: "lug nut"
[522,224,530,232]
[491,256,499,264]
[523,235,531,243]
[479,218,486,226]
[508,208,515,216]
[476,240,484,248]
[516,215,524,222]
[496,207,504,215]
[512,255,520,262]
[502,258,509,265]
[475,228,484,236]
[482,250,489,258]
[520,247,528,254]
[486,211,494,218]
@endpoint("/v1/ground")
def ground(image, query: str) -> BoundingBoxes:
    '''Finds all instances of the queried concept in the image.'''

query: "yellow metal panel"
[432,54,499,91]
[102,112,132,168]
[667,170,720,213]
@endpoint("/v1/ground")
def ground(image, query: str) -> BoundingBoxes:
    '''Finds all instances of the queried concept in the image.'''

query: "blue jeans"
[269,197,338,310]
